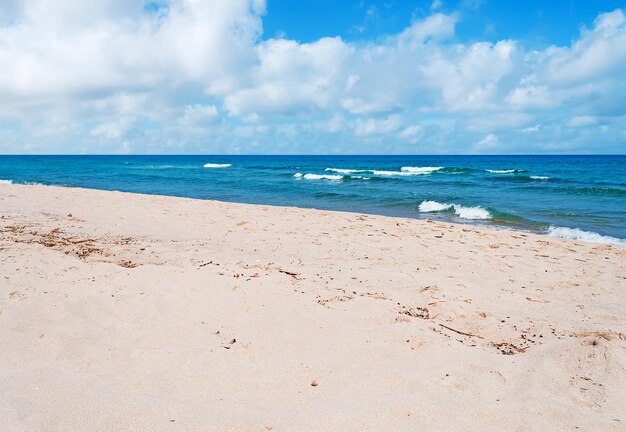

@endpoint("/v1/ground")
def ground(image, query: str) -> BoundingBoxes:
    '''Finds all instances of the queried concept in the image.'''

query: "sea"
[1,155,625,245]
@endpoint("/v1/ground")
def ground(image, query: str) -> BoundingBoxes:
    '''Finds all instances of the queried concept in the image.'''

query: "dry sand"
[1,183,625,431]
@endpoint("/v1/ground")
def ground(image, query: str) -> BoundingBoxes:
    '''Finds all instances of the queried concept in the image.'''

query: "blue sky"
[0,0,625,154]
[264,0,621,46]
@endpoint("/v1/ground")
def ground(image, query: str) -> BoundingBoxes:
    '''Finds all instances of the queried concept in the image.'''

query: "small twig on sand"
[439,324,483,339]
[278,269,301,280]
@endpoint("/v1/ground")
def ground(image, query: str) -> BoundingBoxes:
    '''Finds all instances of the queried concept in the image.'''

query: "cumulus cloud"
[0,1,263,101]
[0,1,625,154]
[223,36,352,116]
[422,40,517,111]
[545,10,626,85]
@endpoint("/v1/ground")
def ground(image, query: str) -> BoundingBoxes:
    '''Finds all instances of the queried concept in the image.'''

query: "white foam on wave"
[203,163,231,168]
[325,168,367,174]
[530,176,550,180]
[418,200,491,220]
[453,205,491,220]
[350,175,370,180]
[0,179,45,186]
[294,173,343,181]
[547,226,625,246]
[372,170,415,176]
[400,166,443,174]
[486,169,522,174]
[374,167,444,176]
[418,200,450,212]
[325,166,443,176]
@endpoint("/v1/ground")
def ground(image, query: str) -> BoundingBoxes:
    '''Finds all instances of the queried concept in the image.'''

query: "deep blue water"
[1,155,625,244]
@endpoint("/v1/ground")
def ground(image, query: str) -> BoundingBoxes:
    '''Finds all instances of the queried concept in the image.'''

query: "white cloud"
[398,125,423,144]
[1,2,626,153]
[0,0,264,101]
[422,40,517,111]
[340,98,394,115]
[315,115,344,134]
[430,0,443,12]
[90,117,135,140]
[545,10,626,85]
[397,13,458,45]
[505,85,559,109]
[522,125,541,133]
[566,116,598,128]
[354,115,403,136]
[465,112,534,133]
[223,36,352,116]
[473,133,499,152]
[178,104,219,126]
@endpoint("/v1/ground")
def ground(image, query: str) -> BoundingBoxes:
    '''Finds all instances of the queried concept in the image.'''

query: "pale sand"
[1,184,625,431]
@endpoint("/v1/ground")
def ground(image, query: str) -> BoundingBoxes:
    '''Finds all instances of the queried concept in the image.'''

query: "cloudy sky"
[1,0,625,154]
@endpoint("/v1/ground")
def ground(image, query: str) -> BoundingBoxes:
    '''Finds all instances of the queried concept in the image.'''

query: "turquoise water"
[1,155,625,244]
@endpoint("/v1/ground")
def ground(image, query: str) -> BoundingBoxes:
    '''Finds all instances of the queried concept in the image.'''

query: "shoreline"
[1,183,625,430]
[1,182,623,247]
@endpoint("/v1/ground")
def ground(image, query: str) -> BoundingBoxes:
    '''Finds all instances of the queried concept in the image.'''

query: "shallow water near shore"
[1,155,625,243]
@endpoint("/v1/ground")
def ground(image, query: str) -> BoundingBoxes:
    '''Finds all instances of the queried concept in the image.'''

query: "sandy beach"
[1,183,625,431]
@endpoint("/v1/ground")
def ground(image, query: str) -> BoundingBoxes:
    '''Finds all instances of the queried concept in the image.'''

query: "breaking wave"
[400,166,443,174]
[418,200,492,220]
[372,170,417,176]
[294,173,343,181]
[486,169,528,174]
[418,200,450,212]
[0,179,47,186]
[325,166,444,177]
[203,163,232,168]
[325,168,368,174]
[547,226,625,246]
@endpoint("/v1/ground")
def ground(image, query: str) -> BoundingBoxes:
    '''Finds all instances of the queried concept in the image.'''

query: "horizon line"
[1,154,626,157]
